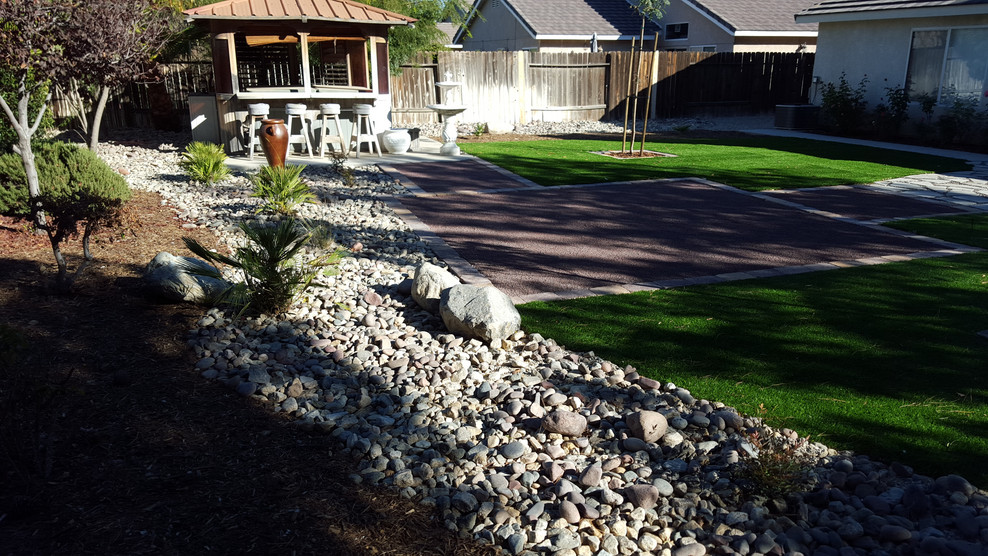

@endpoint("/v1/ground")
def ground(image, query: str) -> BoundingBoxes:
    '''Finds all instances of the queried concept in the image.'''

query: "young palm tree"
[182,217,341,315]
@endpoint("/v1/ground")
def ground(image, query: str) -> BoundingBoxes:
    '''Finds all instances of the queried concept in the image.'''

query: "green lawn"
[517,214,988,486]
[460,137,971,191]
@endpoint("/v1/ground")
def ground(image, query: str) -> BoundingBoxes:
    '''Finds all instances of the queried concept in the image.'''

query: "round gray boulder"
[439,284,521,342]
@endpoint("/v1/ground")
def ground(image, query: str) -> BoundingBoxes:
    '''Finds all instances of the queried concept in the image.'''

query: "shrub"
[872,82,909,140]
[250,164,316,215]
[0,141,131,291]
[936,94,979,145]
[182,217,343,316]
[179,141,231,185]
[0,143,72,216]
[820,73,868,135]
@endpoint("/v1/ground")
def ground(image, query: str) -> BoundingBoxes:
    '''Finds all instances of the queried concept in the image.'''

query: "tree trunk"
[88,85,110,151]
[82,222,94,260]
[0,79,50,230]
[47,230,70,293]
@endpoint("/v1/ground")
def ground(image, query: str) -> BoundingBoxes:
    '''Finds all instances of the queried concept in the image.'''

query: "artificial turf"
[460,137,971,191]
[517,214,988,486]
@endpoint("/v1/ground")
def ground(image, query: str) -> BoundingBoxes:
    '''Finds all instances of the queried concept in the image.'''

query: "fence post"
[516,50,528,125]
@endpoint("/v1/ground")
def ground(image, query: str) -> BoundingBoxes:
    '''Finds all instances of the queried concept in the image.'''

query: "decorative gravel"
[96,128,988,556]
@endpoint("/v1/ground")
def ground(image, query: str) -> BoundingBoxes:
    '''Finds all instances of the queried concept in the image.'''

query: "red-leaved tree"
[62,1,172,151]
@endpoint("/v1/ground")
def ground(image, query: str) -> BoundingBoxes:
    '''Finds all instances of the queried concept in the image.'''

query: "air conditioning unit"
[775,105,820,130]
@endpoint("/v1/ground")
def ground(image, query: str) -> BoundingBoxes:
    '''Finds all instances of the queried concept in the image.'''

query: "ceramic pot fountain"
[382,129,412,154]
[259,119,288,167]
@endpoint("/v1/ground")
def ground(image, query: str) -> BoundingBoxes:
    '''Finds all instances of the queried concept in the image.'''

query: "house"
[657,0,819,52]
[455,0,816,53]
[795,0,988,108]
[454,0,660,52]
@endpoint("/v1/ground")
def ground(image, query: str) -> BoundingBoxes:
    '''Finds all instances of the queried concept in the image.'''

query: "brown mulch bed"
[0,190,496,556]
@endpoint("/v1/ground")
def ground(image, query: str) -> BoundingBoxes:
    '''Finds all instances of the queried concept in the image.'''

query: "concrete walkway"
[748,128,988,210]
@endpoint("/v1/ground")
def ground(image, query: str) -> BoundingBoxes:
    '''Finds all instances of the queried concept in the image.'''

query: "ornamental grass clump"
[250,164,316,215]
[179,141,230,186]
[736,428,817,499]
[182,217,343,316]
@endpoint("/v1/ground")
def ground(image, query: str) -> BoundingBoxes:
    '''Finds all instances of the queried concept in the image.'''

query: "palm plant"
[250,164,316,215]
[179,141,231,186]
[182,217,343,315]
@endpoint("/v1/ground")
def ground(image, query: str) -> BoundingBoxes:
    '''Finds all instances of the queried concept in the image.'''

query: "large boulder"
[144,251,230,304]
[439,284,520,342]
[411,262,459,314]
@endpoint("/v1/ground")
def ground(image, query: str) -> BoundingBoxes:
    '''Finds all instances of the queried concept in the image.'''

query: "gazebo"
[183,0,415,154]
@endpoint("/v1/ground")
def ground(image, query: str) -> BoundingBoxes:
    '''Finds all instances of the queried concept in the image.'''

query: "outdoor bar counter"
[215,88,391,154]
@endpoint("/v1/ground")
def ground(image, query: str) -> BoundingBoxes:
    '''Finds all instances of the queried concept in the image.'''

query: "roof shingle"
[184,0,415,24]
[797,0,988,17]
[506,0,659,36]
[687,0,820,32]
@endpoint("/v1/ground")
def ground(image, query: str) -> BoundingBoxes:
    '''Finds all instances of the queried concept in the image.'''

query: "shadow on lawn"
[516,253,988,486]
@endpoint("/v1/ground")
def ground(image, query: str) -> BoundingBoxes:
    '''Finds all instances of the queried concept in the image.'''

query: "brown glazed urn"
[258,119,288,167]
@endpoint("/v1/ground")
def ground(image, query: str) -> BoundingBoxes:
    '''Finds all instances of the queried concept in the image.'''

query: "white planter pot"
[381,129,411,154]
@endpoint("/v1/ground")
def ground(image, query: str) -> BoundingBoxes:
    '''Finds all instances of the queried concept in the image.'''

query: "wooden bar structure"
[183,0,414,154]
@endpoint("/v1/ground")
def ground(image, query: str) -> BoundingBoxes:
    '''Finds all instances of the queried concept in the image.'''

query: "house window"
[906,27,988,103]
[689,45,715,52]
[665,23,688,41]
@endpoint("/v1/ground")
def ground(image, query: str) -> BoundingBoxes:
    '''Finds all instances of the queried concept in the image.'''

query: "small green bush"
[936,94,979,145]
[179,141,231,185]
[0,142,129,218]
[250,164,316,215]
[820,73,868,135]
[182,217,343,316]
[0,143,69,216]
[872,82,909,140]
[0,141,131,291]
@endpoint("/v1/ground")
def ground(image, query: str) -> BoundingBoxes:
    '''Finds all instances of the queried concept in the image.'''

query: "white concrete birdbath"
[428,72,467,155]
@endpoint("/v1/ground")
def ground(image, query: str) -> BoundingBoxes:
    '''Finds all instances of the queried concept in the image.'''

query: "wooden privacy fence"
[391,50,814,127]
[82,52,811,131]
[52,62,214,131]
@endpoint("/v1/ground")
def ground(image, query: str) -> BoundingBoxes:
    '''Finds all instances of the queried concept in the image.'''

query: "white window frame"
[688,45,716,52]
[665,22,689,41]
[904,25,988,104]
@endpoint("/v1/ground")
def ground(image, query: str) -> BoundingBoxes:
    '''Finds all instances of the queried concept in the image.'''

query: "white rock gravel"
[414,115,776,138]
[96,128,988,556]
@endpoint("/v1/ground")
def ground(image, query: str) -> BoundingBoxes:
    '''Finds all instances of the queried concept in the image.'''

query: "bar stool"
[317,103,347,157]
[246,103,269,159]
[284,103,314,158]
[350,104,381,158]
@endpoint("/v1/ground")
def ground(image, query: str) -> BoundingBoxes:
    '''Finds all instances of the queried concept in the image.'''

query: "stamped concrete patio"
[388,158,984,303]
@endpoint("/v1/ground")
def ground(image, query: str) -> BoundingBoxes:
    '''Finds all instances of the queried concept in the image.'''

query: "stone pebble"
[101,130,988,556]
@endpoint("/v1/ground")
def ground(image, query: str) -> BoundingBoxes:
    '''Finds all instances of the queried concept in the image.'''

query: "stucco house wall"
[656,1,734,51]
[811,14,988,107]
[461,1,539,50]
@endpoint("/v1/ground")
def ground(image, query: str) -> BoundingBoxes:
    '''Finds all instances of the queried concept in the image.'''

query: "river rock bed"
[97,133,988,556]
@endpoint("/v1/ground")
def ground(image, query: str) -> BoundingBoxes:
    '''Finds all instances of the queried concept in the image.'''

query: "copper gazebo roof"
[183,0,415,25]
